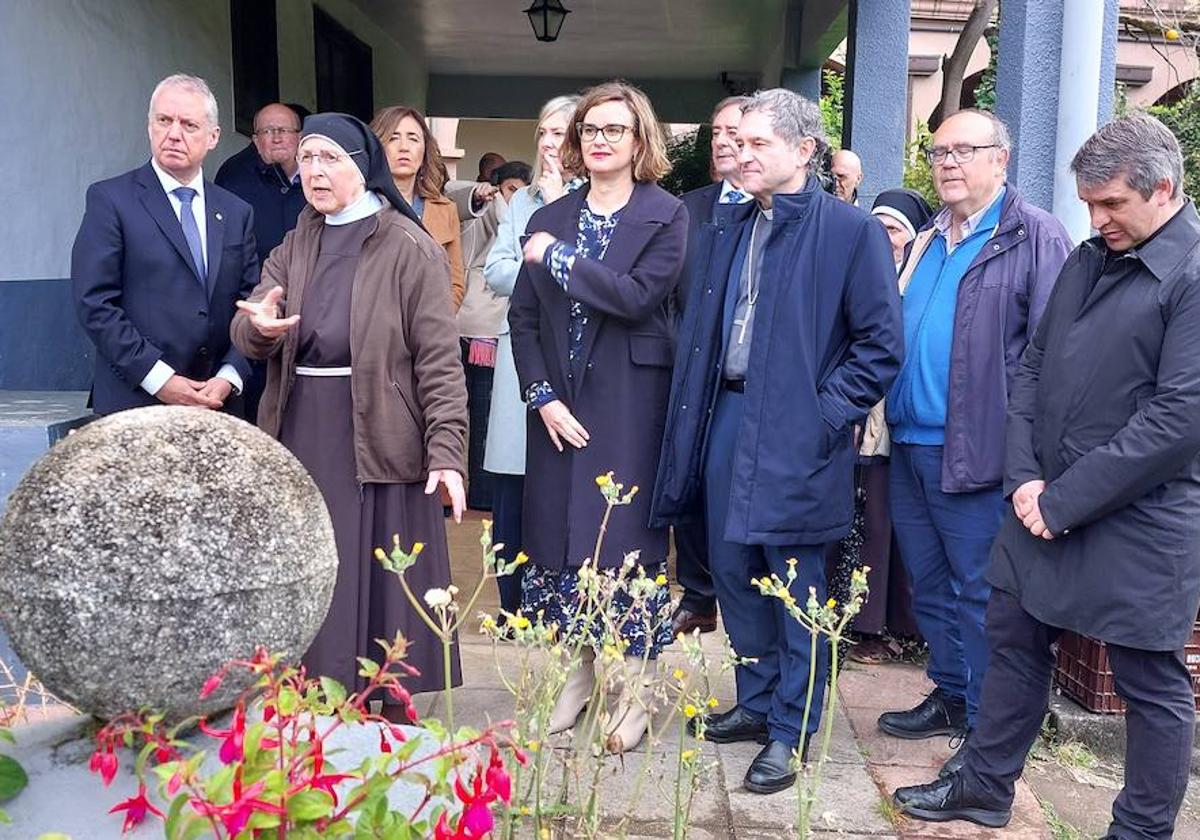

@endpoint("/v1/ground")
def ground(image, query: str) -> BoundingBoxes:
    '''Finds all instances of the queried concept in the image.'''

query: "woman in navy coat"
[508,81,687,753]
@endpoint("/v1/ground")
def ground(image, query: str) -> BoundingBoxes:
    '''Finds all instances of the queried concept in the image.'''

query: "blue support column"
[1052,0,1104,242]
[843,0,911,210]
[1097,0,1120,125]
[994,1,1063,211]
[782,66,823,103]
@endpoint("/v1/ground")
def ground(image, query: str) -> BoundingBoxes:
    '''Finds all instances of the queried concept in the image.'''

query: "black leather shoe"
[938,729,971,779]
[893,775,1011,828]
[672,607,718,636]
[744,739,808,794]
[877,688,967,740]
[687,705,768,744]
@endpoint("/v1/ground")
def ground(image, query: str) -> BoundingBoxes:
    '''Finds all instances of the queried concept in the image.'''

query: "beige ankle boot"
[605,655,658,753]
[547,647,596,734]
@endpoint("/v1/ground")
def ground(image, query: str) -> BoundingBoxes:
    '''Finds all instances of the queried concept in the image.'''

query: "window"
[314,6,373,122]
[230,0,280,137]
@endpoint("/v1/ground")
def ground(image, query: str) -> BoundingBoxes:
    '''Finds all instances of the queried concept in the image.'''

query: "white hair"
[148,73,219,127]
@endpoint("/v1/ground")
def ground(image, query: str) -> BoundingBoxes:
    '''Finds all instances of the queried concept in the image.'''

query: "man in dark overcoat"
[669,94,753,638]
[651,88,903,794]
[895,115,1200,838]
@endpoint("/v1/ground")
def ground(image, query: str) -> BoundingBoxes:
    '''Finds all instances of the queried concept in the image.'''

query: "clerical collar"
[325,190,384,225]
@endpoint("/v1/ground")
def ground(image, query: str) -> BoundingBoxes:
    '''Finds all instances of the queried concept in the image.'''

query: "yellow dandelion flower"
[654,573,668,586]
[373,548,387,561]
[681,749,697,761]
[707,697,719,708]
[511,615,531,630]
[672,668,686,681]
[683,703,698,719]
[595,472,613,487]
[514,551,530,566]
[526,739,541,752]
[826,598,837,609]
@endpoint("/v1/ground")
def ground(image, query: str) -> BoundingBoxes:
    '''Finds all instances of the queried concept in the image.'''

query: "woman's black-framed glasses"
[577,123,634,143]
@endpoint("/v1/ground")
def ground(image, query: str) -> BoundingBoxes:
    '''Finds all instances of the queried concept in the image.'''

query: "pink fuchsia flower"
[453,769,498,839]
[109,783,163,833]
[460,797,495,838]
[190,779,285,835]
[89,742,119,787]
[485,748,512,803]
[198,702,246,764]
[198,670,224,699]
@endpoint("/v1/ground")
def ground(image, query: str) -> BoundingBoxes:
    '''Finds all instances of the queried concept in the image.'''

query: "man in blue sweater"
[878,110,1071,774]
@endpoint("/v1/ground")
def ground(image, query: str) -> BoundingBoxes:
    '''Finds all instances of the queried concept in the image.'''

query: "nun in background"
[231,113,468,709]
[828,188,933,662]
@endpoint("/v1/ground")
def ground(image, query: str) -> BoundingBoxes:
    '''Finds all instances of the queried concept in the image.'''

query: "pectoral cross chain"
[734,301,755,345]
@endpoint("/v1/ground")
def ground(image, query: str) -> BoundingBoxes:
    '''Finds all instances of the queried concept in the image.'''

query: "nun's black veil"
[300,112,425,230]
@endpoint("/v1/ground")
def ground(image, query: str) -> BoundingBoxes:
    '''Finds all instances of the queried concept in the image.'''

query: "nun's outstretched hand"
[237,286,299,339]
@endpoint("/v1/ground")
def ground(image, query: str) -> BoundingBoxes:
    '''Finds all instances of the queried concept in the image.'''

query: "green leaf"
[37,834,72,839]
[0,755,28,802]
[286,789,335,821]
[180,816,213,840]
[321,676,348,707]
[203,763,236,802]
[0,729,15,744]
[357,657,381,679]
[325,819,355,837]
[163,793,188,840]
[245,809,283,830]
[278,686,301,716]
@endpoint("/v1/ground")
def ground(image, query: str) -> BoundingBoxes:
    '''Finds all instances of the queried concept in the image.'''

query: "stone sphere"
[0,406,338,720]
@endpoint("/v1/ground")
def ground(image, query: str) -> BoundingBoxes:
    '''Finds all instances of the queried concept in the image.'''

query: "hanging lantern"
[524,0,571,43]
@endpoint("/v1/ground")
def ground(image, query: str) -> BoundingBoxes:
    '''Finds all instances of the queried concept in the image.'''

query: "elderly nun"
[231,113,468,709]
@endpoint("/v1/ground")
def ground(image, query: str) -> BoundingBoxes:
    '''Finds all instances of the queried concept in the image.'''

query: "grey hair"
[710,95,749,124]
[148,73,219,127]
[1071,113,1184,200]
[741,88,828,171]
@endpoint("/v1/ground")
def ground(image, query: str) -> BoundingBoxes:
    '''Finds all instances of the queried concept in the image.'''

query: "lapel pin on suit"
[214,211,223,221]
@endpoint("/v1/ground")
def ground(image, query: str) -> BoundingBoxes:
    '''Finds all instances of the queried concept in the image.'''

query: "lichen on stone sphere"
[0,406,338,720]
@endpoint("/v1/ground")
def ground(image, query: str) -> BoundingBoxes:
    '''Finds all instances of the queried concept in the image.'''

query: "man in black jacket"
[895,115,1200,839]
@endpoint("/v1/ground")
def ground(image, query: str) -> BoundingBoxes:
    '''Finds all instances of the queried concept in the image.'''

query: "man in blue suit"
[73,73,258,416]
[670,95,753,638]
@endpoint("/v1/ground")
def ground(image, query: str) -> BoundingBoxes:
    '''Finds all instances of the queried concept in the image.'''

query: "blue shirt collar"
[933,185,1006,247]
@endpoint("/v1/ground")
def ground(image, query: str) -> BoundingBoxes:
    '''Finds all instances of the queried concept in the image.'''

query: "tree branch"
[931,0,999,130]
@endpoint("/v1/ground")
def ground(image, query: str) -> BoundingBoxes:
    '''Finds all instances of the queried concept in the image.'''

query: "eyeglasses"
[296,149,362,169]
[924,144,999,165]
[255,126,300,138]
[577,123,634,143]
